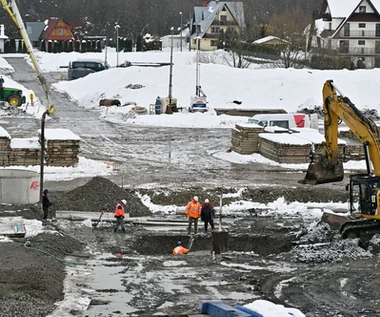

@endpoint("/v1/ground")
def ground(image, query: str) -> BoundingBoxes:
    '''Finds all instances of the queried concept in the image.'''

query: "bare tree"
[268,6,310,68]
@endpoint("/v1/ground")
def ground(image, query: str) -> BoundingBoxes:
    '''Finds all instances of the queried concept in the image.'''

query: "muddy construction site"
[1,176,380,317]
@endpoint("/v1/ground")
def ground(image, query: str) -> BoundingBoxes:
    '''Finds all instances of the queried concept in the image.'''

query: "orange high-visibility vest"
[186,201,201,218]
[172,246,189,255]
[114,203,125,217]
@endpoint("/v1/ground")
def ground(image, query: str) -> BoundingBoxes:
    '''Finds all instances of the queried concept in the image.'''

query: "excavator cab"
[347,174,380,217]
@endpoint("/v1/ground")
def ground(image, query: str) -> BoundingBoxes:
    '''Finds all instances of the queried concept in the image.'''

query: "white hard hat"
[193,196,198,202]
[205,199,209,203]
[121,199,127,205]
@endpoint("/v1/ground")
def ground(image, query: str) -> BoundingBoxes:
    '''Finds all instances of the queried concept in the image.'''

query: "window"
[269,121,289,129]
[344,24,350,36]
[359,6,366,13]
[328,22,332,31]
[211,40,218,46]
[220,15,227,25]
[339,40,349,53]
[358,40,365,45]
[58,28,63,35]
[376,41,380,53]
[376,24,380,37]
[211,27,219,34]
[359,23,366,28]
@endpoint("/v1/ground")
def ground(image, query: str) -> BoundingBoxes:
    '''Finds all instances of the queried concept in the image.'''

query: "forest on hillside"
[0,0,322,40]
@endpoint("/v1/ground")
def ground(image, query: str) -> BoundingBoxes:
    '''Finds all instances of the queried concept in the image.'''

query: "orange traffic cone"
[106,160,111,168]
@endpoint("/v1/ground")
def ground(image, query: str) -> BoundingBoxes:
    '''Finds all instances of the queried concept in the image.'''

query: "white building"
[312,0,380,68]
[0,25,8,53]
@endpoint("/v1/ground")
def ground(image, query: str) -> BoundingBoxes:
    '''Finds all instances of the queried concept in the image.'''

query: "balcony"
[211,20,238,26]
[338,47,380,55]
[338,30,380,38]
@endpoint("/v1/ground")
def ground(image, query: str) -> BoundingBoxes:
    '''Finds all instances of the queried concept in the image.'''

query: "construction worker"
[114,199,127,233]
[172,241,189,255]
[42,189,52,225]
[201,198,216,232]
[186,196,201,234]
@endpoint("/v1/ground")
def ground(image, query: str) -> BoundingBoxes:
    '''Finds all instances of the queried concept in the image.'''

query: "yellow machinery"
[0,0,54,115]
[302,80,380,238]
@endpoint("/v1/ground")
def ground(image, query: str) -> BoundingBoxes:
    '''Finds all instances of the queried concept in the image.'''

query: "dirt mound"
[52,176,151,217]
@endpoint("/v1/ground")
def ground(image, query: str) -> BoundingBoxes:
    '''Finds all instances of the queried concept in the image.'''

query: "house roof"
[26,22,45,42]
[324,0,359,18]
[191,1,245,39]
[253,36,288,44]
[39,17,73,41]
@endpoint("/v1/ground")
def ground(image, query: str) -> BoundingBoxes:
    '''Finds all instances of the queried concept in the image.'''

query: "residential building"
[26,22,45,47]
[190,0,245,51]
[314,0,380,68]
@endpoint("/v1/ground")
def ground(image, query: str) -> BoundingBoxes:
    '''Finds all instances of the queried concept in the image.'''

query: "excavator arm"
[0,0,54,114]
[303,80,380,185]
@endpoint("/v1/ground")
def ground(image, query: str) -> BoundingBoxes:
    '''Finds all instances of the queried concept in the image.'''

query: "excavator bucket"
[301,159,344,185]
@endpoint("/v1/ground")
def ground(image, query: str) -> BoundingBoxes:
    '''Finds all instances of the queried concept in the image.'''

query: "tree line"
[0,0,322,42]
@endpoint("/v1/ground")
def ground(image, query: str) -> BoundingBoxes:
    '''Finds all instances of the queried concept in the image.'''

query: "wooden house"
[190,0,245,51]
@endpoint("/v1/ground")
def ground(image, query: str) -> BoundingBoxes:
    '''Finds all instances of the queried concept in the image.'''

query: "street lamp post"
[104,36,108,66]
[179,12,183,52]
[115,24,120,67]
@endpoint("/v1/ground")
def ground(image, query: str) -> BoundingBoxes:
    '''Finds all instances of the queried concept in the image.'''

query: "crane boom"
[0,0,54,114]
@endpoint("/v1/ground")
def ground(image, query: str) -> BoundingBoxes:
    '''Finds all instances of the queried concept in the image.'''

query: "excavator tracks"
[340,219,380,239]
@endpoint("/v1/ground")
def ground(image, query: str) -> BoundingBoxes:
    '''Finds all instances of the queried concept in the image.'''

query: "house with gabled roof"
[313,0,380,68]
[40,17,74,42]
[190,0,245,51]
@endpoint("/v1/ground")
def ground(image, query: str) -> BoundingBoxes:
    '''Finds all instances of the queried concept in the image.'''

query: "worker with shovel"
[114,199,127,233]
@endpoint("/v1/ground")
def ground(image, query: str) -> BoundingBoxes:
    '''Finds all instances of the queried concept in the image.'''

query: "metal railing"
[339,30,380,38]
[211,20,238,26]
[338,47,380,55]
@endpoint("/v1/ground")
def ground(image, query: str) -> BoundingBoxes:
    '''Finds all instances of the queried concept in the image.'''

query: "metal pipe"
[39,110,49,205]
[168,27,174,100]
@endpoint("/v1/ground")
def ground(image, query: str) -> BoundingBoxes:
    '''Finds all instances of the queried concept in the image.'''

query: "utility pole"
[179,12,183,52]
[168,27,174,102]
[115,24,120,67]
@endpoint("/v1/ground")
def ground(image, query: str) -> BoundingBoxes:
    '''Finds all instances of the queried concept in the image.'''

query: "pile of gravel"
[51,176,151,217]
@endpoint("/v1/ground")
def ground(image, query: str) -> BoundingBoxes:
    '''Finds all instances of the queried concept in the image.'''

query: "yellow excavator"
[302,80,380,239]
[0,0,54,115]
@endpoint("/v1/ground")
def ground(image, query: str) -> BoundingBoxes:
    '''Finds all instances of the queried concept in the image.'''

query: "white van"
[248,113,318,129]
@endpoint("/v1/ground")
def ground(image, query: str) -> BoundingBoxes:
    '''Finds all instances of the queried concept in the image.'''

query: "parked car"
[68,59,110,80]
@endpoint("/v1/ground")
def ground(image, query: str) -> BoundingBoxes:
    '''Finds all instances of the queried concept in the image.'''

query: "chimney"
[216,0,219,2]
[203,0,208,7]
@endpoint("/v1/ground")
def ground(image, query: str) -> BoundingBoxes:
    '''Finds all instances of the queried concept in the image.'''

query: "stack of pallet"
[259,129,346,164]
[41,129,81,167]
[0,127,11,166]
[9,138,40,166]
[338,128,365,161]
[231,124,264,154]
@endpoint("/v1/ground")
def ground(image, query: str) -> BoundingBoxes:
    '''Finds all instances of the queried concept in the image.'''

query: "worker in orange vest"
[114,199,127,233]
[185,196,201,234]
[172,241,189,255]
